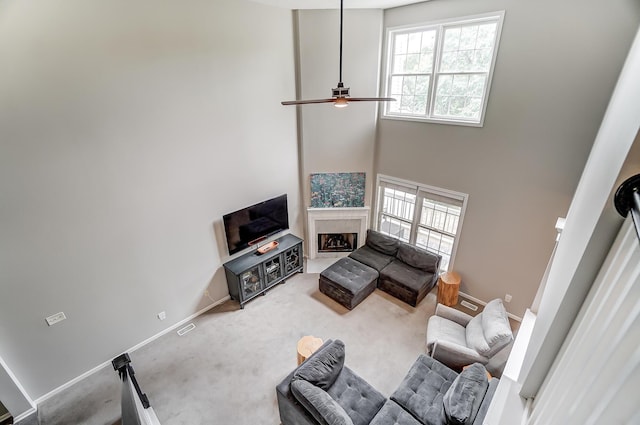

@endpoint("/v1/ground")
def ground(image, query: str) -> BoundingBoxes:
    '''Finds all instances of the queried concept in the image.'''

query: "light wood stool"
[297,336,324,365]
[437,271,461,307]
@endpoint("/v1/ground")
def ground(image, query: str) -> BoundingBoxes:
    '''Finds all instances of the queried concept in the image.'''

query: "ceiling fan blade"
[347,97,397,102]
[281,98,336,106]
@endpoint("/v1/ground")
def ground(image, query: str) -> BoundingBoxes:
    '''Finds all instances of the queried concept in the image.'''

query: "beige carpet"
[34,271,439,425]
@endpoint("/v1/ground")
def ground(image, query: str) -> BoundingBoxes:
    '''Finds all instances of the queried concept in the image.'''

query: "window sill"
[380,114,485,128]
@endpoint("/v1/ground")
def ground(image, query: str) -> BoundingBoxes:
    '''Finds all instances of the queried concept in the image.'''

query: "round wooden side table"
[297,335,324,365]
[437,271,461,306]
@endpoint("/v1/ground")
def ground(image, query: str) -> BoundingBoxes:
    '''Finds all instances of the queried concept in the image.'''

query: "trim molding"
[13,407,36,423]
[0,353,36,415]
[459,291,522,322]
[34,295,231,405]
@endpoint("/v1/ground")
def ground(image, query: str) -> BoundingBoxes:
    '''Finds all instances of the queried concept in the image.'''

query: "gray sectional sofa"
[349,230,441,307]
[276,339,498,425]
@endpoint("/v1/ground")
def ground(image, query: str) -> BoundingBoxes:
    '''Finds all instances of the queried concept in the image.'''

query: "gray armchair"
[426,299,514,374]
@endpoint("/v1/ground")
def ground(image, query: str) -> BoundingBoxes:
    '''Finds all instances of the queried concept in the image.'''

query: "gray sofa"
[276,339,498,425]
[348,230,441,307]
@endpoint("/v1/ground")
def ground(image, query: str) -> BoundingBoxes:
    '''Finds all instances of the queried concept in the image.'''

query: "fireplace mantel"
[307,207,370,259]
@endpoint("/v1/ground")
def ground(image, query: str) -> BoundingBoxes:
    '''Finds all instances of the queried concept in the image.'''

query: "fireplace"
[307,207,370,259]
[318,233,358,253]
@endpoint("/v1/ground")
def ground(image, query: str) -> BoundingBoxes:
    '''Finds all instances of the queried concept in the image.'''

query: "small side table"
[297,336,323,365]
[437,271,461,306]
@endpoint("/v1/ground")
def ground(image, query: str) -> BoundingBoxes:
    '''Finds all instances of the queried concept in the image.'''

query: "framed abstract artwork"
[310,172,365,208]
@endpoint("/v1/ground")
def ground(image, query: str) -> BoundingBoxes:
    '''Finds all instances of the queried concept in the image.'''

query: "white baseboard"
[13,407,36,423]
[34,295,231,405]
[458,292,522,322]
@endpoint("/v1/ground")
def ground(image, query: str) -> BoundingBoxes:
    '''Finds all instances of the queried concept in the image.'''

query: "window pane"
[402,77,416,95]
[440,22,497,73]
[390,75,430,115]
[394,33,408,54]
[416,76,430,96]
[380,215,411,242]
[381,187,416,220]
[419,197,461,236]
[393,54,407,74]
[408,32,422,53]
[434,74,486,120]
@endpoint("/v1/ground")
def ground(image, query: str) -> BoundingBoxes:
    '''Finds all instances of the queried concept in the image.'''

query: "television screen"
[223,194,289,255]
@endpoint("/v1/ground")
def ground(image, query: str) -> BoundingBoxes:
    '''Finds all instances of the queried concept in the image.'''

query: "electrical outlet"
[157,311,166,321]
[45,312,67,326]
[505,294,512,303]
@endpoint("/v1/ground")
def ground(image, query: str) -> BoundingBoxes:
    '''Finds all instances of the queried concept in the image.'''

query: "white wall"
[0,0,299,405]
[379,0,640,317]
[519,24,640,397]
[296,9,383,229]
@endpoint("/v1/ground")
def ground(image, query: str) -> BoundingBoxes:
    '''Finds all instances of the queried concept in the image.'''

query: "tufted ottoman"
[319,257,379,310]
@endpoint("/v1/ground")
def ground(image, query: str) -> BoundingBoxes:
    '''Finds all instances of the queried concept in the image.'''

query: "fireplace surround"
[307,207,370,259]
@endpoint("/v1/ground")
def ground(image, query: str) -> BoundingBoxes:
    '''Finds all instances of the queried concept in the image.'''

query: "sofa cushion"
[443,363,489,425]
[390,355,457,425]
[396,243,440,273]
[365,230,399,256]
[348,245,394,272]
[369,400,423,425]
[327,367,387,425]
[480,299,513,357]
[294,340,345,390]
[291,379,354,425]
[380,260,434,292]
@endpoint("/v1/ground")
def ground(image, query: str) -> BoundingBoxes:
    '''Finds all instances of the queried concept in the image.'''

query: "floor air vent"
[460,300,478,311]
[177,323,196,336]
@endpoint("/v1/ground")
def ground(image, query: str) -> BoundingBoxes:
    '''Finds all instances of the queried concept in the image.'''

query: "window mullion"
[409,193,425,245]
[418,223,457,239]
[428,25,444,118]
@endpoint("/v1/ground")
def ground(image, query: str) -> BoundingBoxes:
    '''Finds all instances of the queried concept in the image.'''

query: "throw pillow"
[480,299,513,356]
[396,244,439,272]
[443,363,489,425]
[291,379,354,425]
[365,230,399,256]
[293,340,345,390]
[465,315,491,356]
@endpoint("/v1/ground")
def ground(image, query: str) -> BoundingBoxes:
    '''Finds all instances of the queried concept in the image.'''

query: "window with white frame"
[383,12,504,126]
[376,176,467,272]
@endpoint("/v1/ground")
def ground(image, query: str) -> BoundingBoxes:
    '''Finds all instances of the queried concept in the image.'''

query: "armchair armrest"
[430,339,488,368]
[435,303,473,327]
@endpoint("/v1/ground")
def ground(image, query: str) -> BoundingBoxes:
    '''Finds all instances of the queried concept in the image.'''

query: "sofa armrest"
[430,339,488,368]
[435,304,473,326]
[473,378,499,425]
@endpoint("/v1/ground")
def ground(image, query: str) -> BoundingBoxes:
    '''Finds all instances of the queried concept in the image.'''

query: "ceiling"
[249,0,428,10]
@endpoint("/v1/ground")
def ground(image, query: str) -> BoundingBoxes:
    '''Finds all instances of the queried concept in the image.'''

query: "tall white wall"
[0,0,299,404]
[380,0,640,317]
[296,9,383,227]
[519,25,640,397]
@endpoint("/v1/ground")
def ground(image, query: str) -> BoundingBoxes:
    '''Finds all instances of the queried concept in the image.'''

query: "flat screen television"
[223,194,289,255]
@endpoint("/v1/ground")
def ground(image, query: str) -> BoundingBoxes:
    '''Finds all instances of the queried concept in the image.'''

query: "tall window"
[383,12,504,126]
[376,176,467,272]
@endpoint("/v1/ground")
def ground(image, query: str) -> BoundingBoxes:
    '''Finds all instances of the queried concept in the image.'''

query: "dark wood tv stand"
[223,234,303,309]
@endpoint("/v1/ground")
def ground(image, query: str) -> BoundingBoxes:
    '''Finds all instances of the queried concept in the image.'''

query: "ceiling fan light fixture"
[334,97,349,108]
[280,0,396,107]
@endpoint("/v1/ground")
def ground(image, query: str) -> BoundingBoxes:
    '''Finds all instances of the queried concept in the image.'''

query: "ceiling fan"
[281,0,396,108]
